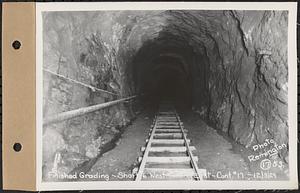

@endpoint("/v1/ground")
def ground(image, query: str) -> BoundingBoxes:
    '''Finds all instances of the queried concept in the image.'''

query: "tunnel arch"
[129,20,211,109]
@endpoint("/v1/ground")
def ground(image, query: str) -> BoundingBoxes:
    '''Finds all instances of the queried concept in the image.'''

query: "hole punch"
[13,143,22,152]
[12,40,21,49]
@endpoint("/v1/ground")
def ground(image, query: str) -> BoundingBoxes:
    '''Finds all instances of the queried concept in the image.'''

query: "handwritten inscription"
[248,139,287,162]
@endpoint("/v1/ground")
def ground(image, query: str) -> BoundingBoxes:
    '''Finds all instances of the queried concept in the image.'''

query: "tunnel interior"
[42,9,289,178]
[134,52,193,108]
[130,21,210,110]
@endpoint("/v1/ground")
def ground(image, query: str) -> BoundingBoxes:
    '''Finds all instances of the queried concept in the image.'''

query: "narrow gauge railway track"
[135,102,206,181]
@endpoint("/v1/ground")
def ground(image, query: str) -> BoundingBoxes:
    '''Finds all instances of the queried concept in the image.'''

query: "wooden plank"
[156,119,178,122]
[154,132,183,135]
[153,135,182,139]
[150,143,183,147]
[155,123,181,126]
[148,152,188,157]
[156,118,177,120]
[156,122,179,124]
[156,122,183,125]
[151,122,183,127]
[157,113,176,116]
[156,125,181,128]
[155,129,187,133]
[145,163,192,169]
[151,139,190,145]
[145,156,198,163]
[141,146,195,152]
[156,117,177,119]
[153,133,183,138]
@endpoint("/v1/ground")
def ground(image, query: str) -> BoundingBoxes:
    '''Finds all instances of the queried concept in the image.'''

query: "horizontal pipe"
[43,95,137,126]
[43,69,119,96]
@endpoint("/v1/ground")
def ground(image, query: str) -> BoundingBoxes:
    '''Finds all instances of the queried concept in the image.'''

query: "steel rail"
[135,115,158,181]
[43,69,119,96]
[175,111,203,180]
[43,95,137,126]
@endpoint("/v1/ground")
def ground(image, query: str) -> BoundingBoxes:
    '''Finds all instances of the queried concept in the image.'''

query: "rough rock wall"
[131,10,289,162]
[204,11,288,162]
[42,12,143,178]
[132,10,289,161]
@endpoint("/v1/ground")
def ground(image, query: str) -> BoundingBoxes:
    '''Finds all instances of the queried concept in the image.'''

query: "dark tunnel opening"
[135,54,193,109]
[131,31,209,111]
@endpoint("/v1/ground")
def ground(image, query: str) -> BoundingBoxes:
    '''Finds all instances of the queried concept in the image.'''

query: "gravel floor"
[81,108,289,181]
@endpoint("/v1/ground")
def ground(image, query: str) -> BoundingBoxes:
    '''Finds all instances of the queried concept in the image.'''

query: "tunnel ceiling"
[128,10,222,101]
[129,10,218,65]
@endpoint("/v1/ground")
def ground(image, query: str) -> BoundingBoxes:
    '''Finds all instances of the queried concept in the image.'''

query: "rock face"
[42,10,289,179]
[204,11,288,162]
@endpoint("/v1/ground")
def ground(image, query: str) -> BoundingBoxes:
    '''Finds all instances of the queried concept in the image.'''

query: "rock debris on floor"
[78,109,288,181]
